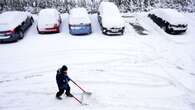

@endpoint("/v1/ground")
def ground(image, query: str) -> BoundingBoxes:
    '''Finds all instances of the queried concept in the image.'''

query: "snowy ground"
[0,12,195,110]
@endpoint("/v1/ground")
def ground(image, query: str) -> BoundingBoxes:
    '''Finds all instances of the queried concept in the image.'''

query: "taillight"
[54,24,58,28]
[5,29,15,35]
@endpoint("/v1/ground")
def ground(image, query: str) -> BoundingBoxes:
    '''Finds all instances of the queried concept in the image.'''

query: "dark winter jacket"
[56,68,71,90]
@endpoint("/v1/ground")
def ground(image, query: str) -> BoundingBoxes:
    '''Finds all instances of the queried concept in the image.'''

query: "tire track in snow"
[0,44,161,82]
[0,43,159,72]
[159,60,195,110]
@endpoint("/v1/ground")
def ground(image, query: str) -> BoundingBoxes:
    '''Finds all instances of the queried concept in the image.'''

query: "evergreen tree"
[0,0,194,13]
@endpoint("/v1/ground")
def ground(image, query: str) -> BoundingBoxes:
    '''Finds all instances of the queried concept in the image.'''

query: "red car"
[37,8,61,34]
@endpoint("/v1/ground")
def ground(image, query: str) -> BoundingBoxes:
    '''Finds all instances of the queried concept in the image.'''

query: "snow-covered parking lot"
[0,12,195,110]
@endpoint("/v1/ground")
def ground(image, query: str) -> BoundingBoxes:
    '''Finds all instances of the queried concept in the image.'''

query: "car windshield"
[102,5,120,17]
[69,8,90,25]
[40,12,56,18]
[0,12,16,24]
[69,16,90,25]
[70,8,88,18]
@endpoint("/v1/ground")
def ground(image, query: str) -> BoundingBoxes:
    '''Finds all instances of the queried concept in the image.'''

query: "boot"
[66,92,73,97]
[56,96,62,100]
[56,92,63,100]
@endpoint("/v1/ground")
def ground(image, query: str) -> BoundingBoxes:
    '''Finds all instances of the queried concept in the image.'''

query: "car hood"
[0,23,17,32]
[69,17,91,25]
[102,16,125,28]
[37,18,59,28]
[0,13,27,31]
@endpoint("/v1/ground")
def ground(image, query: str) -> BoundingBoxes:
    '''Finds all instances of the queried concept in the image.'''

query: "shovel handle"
[70,79,87,93]
[72,94,82,104]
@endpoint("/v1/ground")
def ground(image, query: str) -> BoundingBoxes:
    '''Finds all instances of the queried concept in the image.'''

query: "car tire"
[11,34,19,42]
[121,29,124,35]
[38,31,42,34]
[18,30,24,39]
[37,27,42,34]
[162,25,168,33]
[121,31,124,35]
[102,29,107,35]
[56,26,60,33]
[169,28,174,34]
[30,17,34,25]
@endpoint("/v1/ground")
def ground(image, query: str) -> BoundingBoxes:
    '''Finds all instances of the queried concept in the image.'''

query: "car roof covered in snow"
[149,8,187,25]
[0,11,30,31]
[38,8,59,18]
[98,2,124,28]
[69,7,91,25]
[39,8,59,14]
[37,8,60,27]
[98,2,120,16]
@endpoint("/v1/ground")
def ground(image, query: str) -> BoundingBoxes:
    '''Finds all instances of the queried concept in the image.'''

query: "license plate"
[111,28,119,32]
[71,26,81,30]
[0,33,5,36]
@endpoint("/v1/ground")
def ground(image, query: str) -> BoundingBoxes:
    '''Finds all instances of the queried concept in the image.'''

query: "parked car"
[148,8,188,34]
[37,8,61,34]
[68,7,92,35]
[98,2,125,35]
[0,11,34,43]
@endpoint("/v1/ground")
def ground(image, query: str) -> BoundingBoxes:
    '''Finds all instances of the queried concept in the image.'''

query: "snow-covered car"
[98,2,125,35]
[0,11,34,43]
[148,8,188,34]
[68,7,92,35]
[37,8,61,34]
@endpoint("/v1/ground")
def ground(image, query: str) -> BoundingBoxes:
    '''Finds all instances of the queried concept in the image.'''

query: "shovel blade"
[81,103,88,106]
[84,92,92,95]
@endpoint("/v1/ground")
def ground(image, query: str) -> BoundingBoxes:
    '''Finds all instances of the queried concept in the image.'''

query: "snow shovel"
[72,94,88,105]
[70,79,92,95]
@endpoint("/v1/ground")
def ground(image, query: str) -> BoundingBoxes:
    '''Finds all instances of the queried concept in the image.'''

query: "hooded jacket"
[56,68,71,89]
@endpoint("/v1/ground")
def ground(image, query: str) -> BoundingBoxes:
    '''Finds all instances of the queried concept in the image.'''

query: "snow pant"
[56,84,71,97]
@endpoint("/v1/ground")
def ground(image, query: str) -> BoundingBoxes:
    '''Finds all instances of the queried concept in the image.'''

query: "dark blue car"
[0,11,34,43]
[68,7,92,35]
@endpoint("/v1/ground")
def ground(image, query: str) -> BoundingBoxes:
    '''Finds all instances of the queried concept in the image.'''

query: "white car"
[68,7,92,35]
[37,8,61,34]
[148,8,188,34]
[0,11,34,43]
[98,2,125,35]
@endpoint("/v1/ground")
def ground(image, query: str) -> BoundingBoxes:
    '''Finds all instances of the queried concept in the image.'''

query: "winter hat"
[61,65,68,71]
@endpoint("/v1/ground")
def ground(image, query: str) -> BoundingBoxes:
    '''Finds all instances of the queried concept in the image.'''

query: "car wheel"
[56,27,60,33]
[37,27,42,34]
[11,34,19,42]
[121,31,124,35]
[38,30,42,34]
[169,28,174,34]
[102,29,107,35]
[30,18,34,25]
[162,25,168,33]
[18,30,24,39]
[121,29,124,35]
